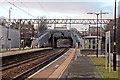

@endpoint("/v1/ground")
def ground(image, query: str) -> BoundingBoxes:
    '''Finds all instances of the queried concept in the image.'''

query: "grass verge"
[90,56,118,78]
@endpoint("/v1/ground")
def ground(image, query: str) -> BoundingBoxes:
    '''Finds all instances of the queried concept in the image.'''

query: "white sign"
[105,31,111,72]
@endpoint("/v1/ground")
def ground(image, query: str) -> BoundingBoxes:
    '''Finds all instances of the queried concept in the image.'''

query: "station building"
[80,26,105,55]
[0,25,20,49]
[81,36,102,55]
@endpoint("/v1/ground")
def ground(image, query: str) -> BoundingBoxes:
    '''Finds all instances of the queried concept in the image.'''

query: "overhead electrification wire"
[37,0,50,18]
[0,5,22,19]
[5,0,36,18]
[20,2,38,16]
[0,1,21,18]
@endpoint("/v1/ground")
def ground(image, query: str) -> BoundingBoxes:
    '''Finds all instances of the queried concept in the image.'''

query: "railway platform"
[61,55,100,79]
[1,47,52,57]
[27,48,76,79]
[27,48,101,79]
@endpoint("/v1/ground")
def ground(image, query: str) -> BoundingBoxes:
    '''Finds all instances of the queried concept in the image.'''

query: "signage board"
[105,31,111,72]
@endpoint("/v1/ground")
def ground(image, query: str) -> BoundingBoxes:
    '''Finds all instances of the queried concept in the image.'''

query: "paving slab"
[61,54,101,79]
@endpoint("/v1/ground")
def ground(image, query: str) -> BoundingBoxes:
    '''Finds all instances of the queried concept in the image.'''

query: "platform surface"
[27,48,101,79]
[1,47,52,57]
[61,54,101,79]
[27,48,76,79]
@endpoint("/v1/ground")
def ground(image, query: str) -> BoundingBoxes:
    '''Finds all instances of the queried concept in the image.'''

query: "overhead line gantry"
[0,19,112,25]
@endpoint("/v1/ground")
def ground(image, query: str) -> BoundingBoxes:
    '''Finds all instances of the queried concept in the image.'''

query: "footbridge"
[0,18,112,48]
[31,29,80,48]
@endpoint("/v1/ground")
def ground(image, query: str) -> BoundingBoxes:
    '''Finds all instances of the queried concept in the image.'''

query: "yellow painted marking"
[48,48,75,78]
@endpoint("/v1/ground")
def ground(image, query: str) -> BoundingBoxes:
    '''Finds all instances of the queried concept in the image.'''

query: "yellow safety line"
[48,48,75,78]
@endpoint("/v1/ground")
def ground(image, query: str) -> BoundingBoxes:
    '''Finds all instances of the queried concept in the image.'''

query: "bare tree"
[0,16,6,26]
[37,16,48,33]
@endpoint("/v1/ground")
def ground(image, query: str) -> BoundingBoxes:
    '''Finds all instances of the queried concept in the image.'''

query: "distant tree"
[0,16,6,26]
[37,16,48,33]
[38,21,47,33]
[104,20,114,53]
[0,16,6,19]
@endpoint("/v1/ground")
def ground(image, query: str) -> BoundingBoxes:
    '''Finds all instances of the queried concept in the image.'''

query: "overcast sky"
[0,0,120,19]
[0,0,120,30]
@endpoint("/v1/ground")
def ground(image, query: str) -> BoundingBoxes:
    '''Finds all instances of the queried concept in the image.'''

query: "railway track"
[2,48,53,67]
[2,48,69,80]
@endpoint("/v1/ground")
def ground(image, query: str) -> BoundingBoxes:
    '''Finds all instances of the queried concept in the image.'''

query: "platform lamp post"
[8,7,12,51]
[84,29,87,49]
[0,37,3,53]
[113,0,117,71]
[81,28,87,49]
[70,18,71,29]
[18,22,21,50]
[88,25,91,36]
[87,12,109,58]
